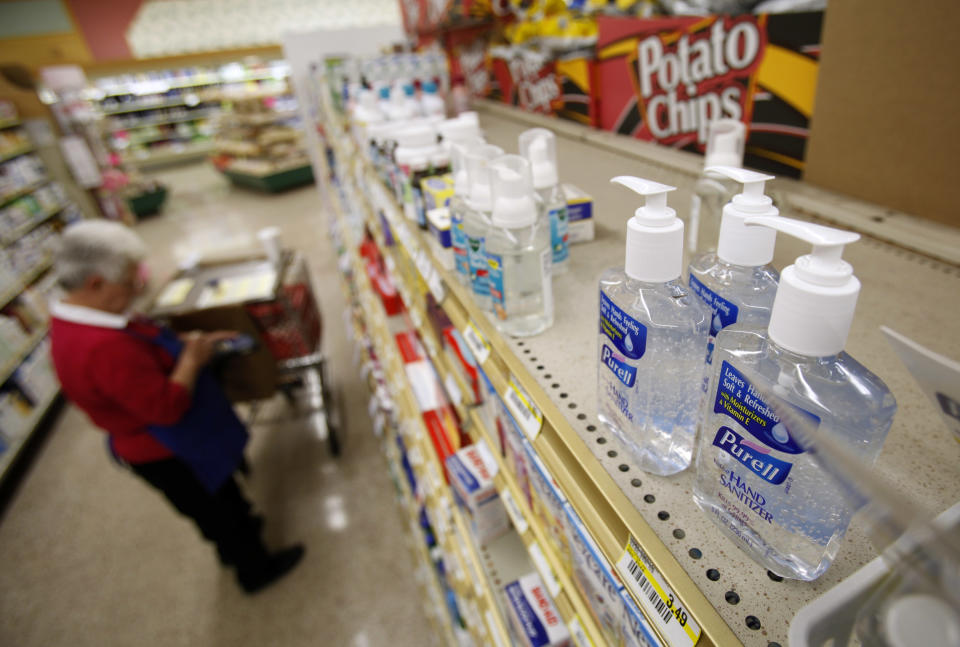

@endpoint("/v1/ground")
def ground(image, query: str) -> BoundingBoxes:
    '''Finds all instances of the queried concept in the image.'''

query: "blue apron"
[120,325,249,493]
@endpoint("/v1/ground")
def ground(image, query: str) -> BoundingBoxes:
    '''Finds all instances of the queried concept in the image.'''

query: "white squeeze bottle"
[463,144,504,311]
[693,216,897,581]
[687,166,781,377]
[518,128,569,275]
[598,177,710,476]
[485,155,553,337]
[687,119,745,257]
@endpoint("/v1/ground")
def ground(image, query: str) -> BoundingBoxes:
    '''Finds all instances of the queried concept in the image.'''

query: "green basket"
[126,186,168,217]
[222,164,314,193]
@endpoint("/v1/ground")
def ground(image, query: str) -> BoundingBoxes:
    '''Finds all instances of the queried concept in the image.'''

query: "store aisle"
[0,164,437,647]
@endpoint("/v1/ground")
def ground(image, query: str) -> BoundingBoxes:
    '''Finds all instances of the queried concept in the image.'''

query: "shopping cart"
[243,250,342,455]
[151,250,342,456]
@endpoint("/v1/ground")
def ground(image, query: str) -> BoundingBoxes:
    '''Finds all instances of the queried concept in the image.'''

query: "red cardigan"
[50,317,192,463]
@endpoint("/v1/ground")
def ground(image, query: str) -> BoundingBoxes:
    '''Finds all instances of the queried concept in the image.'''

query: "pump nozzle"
[704,119,745,169]
[465,144,504,212]
[518,128,558,189]
[610,176,676,225]
[610,175,683,282]
[706,166,774,211]
[745,215,862,356]
[706,166,779,265]
[489,155,537,228]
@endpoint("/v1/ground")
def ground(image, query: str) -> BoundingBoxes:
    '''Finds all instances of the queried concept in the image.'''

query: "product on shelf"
[687,166,781,383]
[504,572,572,647]
[0,154,47,199]
[600,176,709,476]
[562,183,594,243]
[486,154,554,337]
[463,145,504,311]
[519,128,569,275]
[446,441,509,544]
[693,216,897,581]
[685,119,745,256]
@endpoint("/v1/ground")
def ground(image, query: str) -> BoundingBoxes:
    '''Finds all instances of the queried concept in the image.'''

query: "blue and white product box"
[525,444,570,566]
[504,572,572,647]
[427,207,452,248]
[619,588,662,647]
[561,183,594,244]
[565,503,630,647]
[446,442,509,544]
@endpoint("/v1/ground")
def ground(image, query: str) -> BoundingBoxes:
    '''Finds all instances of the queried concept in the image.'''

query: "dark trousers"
[130,457,268,576]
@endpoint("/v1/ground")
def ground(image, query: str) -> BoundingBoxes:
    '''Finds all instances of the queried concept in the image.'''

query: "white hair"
[56,220,147,291]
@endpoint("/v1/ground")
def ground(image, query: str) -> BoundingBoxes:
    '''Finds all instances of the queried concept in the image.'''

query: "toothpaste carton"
[562,183,594,243]
[504,572,572,647]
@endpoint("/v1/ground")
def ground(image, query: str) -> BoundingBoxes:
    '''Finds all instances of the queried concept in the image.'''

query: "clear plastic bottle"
[598,177,710,476]
[448,139,483,285]
[519,128,568,275]
[462,144,503,311]
[687,167,781,376]
[420,80,446,118]
[485,155,553,337]
[693,217,897,580]
[686,119,745,259]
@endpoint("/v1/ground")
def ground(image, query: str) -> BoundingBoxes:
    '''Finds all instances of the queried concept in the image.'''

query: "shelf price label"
[462,322,490,365]
[568,616,596,647]
[500,487,529,535]
[504,378,543,441]
[616,536,701,647]
[528,540,562,598]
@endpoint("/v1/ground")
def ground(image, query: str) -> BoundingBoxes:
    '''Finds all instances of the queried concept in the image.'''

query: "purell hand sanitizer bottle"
[686,119,745,258]
[463,144,504,311]
[598,177,710,476]
[687,166,781,377]
[693,216,897,581]
[485,155,553,337]
[519,128,569,275]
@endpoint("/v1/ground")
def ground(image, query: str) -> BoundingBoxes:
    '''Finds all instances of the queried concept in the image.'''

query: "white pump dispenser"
[519,128,568,274]
[485,155,553,336]
[449,139,484,283]
[598,176,709,476]
[693,215,897,581]
[463,145,504,310]
[745,216,861,357]
[687,166,781,373]
[611,176,684,283]
[686,119,746,256]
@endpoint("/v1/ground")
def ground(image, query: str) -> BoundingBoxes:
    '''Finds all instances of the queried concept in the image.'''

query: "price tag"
[486,609,507,647]
[444,373,463,406]
[462,323,490,365]
[568,616,595,647]
[503,378,544,441]
[500,488,529,535]
[616,536,701,647]
[528,540,562,598]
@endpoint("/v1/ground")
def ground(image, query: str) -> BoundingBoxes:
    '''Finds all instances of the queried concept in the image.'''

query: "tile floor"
[0,164,437,647]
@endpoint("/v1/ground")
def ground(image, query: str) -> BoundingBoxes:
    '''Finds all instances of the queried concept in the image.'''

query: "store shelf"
[102,100,212,116]
[122,142,214,168]
[1,205,64,246]
[95,70,291,98]
[107,110,218,132]
[0,388,61,485]
[0,257,53,310]
[0,118,21,130]
[0,328,48,387]
[220,110,299,126]
[0,179,49,209]
[0,145,34,164]
[220,163,313,193]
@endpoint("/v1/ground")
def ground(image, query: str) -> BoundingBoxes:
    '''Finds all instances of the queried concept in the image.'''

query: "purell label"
[601,344,637,387]
[688,274,739,338]
[549,206,569,263]
[712,426,792,484]
[599,291,646,360]
[714,361,820,455]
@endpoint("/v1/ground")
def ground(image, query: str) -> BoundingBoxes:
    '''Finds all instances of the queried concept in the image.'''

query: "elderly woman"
[49,220,303,593]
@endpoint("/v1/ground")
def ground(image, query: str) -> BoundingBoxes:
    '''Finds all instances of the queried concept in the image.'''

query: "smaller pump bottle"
[687,166,781,373]
[420,80,446,118]
[598,177,710,476]
[463,145,504,311]
[686,119,745,258]
[485,155,553,337]
[693,217,897,581]
[449,139,483,284]
[518,128,568,275]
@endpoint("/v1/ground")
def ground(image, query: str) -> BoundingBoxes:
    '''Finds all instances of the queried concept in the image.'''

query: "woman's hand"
[181,330,239,367]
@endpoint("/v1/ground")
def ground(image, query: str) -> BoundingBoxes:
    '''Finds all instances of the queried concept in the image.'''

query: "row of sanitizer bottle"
[598,167,898,581]
[449,128,569,337]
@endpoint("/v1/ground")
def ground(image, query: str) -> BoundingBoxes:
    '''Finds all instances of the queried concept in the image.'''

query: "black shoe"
[238,545,305,594]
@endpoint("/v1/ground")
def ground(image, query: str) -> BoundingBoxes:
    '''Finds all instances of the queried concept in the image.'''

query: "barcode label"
[528,541,562,598]
[462,323,490,364]
[617,537,701,647]
[504,379,543,440]
[500,488,529,535]
[568,616,595,647]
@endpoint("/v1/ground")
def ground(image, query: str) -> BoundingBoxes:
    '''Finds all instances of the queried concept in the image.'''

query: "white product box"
[447,441,509,544]
[504,572,571,647]
[562,183,594,244]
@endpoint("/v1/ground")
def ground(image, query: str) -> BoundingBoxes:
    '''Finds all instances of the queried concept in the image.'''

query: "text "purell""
[713,426,792,484]
[602,344,637,387]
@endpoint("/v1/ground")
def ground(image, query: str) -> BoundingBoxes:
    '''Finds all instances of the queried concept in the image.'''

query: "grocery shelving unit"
[0,117,74,484]
[310,73,960,646]
[88,62,291,169]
